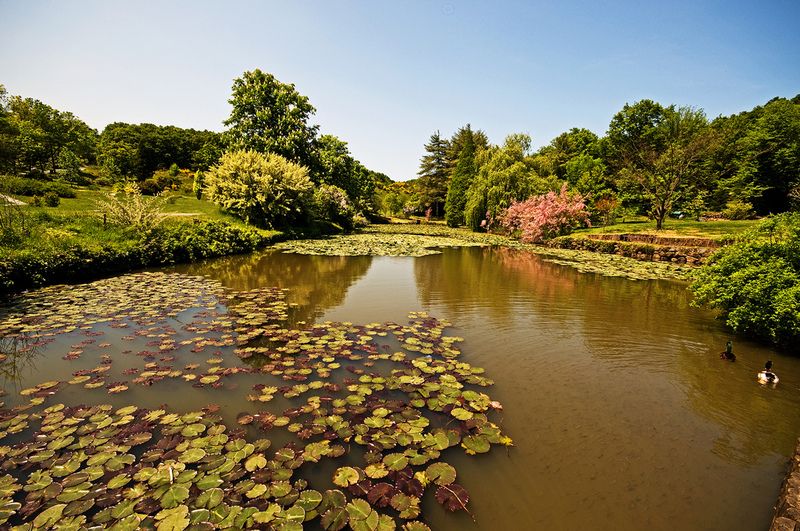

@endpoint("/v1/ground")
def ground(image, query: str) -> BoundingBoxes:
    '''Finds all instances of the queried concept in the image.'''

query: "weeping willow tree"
[464,134,557,230]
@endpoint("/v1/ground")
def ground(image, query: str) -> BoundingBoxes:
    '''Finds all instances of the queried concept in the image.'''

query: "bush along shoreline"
[0,220,287,297]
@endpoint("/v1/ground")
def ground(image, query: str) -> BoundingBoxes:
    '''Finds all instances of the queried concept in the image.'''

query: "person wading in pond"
[758,360,779,384]
[720,340,736,361]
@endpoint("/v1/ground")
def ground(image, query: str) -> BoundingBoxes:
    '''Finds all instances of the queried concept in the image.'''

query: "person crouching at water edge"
[758,360,779,385]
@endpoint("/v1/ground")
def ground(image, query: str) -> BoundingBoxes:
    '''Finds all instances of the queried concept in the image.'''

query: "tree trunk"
[655,210,666,230]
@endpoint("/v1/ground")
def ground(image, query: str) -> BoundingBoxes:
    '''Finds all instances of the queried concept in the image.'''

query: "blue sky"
[1,0,798,180]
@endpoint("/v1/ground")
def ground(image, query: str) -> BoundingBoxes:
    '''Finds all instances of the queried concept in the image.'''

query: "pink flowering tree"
[499,184,590,243]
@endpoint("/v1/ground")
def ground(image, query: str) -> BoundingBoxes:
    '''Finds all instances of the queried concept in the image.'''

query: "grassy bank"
[1,183,760,295]
[0,187,285,296]
[573,217,759,239]
[0,213,284,296]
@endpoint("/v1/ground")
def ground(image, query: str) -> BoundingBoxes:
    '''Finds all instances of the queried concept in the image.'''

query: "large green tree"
[444,126,476,227]
[2,94,96,175]
[607,101,713,229]
[464,134,556,230]
[537,127,600,180]
[733,98,800,214]
[417,131,450,217]
[223,69,320,171]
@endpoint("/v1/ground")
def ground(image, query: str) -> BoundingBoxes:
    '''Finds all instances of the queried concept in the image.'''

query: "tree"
[193,170,205,199]
[6,96,96,175]
[223,69,320,171]
[0,85,19,174]
[499,183,590,243]
[537,127,600,180]
[733,98,800,214]
[205,150,313,228]
[58,148,82,182]
[317,134,359,196]
[464,134,556,230]
[98,122,222,180]
[447,124,488,172]
[608,101,713,229]
[444,126,476,227]
[416,131,450,217]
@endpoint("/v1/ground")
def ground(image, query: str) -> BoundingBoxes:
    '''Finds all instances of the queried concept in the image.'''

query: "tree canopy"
[223,69,320,172]
[98,122,222,180]
[413,93,800,230]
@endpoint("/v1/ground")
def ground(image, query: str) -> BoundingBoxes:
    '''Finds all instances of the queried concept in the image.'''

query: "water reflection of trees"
[416,246,687,327]
[415,247,578,325]
[172,250,373,323]
[416,245,796,464]
[0,335,43,391]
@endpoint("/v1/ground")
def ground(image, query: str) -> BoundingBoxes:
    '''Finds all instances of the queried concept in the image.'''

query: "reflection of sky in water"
[1,246,797,531]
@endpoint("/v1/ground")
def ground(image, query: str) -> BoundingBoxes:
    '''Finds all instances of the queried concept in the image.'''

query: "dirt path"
[0,194,26,206]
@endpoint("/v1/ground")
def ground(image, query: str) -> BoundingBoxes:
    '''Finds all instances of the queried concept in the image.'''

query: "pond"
[1,245,798,530]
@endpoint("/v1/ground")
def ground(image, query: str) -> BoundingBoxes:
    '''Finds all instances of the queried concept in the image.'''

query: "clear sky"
[1,0,798,180]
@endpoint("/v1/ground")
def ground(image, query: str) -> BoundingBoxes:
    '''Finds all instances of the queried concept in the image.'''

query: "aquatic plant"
[0,272,511,529]
[275,233,484,257]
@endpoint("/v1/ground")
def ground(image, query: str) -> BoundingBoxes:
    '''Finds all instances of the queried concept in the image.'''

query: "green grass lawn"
[13,186,246,224]
[574,218,759,239]
[2,186,268,259]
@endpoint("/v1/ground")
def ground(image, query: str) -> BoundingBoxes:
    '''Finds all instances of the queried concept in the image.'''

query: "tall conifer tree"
[417,131,450,216]
[445,126,477,227]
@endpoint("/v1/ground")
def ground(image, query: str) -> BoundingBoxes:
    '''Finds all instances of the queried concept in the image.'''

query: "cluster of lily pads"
[274,225,689,281]
[275,233,484,257]
[0,272,511,529]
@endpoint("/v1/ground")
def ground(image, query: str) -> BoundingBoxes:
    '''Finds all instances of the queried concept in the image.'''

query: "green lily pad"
[332,467,360,487]
[425,462,456,486]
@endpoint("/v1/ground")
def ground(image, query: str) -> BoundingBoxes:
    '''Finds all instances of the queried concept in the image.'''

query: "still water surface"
[4,246,800,530]
[170,246,800,531]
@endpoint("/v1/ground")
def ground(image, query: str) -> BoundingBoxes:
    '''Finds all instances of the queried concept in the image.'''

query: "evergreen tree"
[445,127,476,227]
[417,131,450,217]
[447,124,488,172]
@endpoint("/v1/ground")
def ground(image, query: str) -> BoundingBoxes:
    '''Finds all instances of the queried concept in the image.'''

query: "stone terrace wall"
[548,235,715,265]
[771,438,800,530]
[586,233,721,248]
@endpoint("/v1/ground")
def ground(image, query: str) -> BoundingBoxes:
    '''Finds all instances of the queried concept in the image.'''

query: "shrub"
[138,221,276,264]
[592,194,620,226]
[312,184,356,230]
[0,175,76,198]
[499,184,590,243]
[43,191,60,207]
[722,200,754,220]
[205,150,313,228]
[31,195,44,207]
[193,171,205,199]
[0,201,28,246]
[0,219,281,296]
[140,169,182,196]
[96,182,165,230]
[691,212,800,346]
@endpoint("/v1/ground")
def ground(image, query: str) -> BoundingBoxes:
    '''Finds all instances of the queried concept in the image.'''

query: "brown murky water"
[3,245,799,530]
